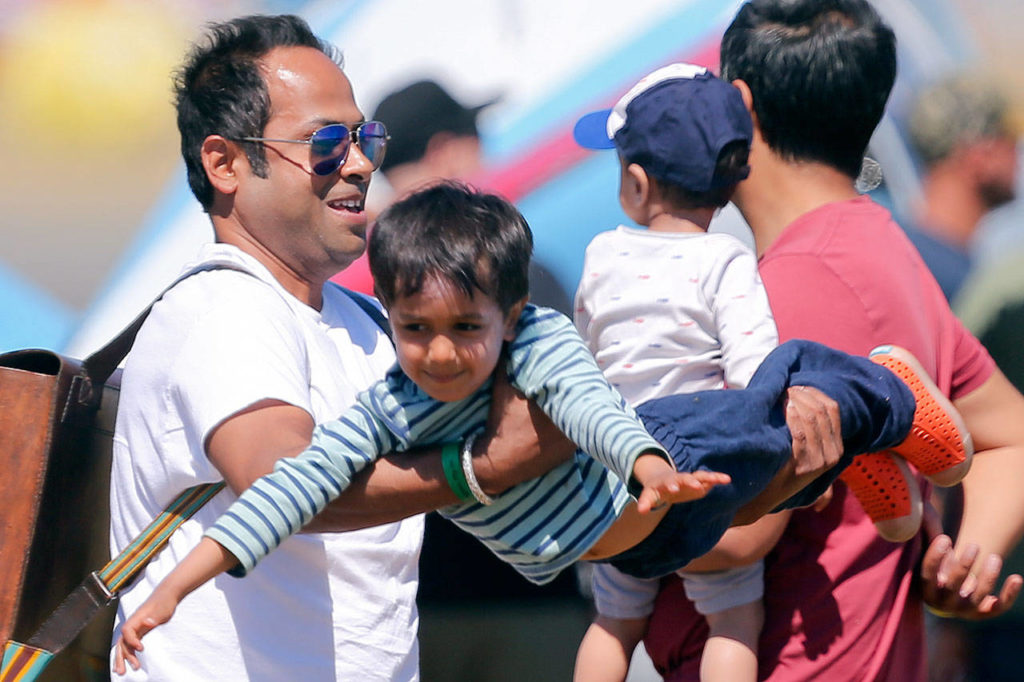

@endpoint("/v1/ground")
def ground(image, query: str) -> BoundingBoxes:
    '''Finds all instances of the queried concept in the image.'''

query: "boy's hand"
[633,453,730,513]
[112,588,178,675]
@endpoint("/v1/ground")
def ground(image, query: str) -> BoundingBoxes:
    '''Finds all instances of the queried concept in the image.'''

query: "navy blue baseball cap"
[574,63,752,192]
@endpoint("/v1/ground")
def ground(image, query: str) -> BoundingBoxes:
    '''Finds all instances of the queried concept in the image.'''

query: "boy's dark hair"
[650,140,750,210]
[720,0,897,179]
[369,182,533,314]
[174,14,341,210]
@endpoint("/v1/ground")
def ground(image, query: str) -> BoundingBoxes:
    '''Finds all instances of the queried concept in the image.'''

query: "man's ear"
[503,296,529,341]
[732,79,753,113]
[201,135,241,196]
[731,79,762,131]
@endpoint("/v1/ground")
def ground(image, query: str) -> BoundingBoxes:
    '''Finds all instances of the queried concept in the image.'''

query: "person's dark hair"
[653,140,750,209]
[369,181,532,314]
[174,14,341,210]
[720,0,897,178]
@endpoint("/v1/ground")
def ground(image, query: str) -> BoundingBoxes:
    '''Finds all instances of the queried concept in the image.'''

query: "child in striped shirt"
[114,181,962,674]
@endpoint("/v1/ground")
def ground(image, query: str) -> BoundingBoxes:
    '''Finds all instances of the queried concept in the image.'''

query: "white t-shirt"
[574,226,778,620]
[109,243,422,681]
[575,227,777,405]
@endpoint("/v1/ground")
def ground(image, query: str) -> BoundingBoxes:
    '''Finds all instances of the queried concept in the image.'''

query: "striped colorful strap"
[0,643,52,682]
[0,483,225,682]
[99,482,225,593]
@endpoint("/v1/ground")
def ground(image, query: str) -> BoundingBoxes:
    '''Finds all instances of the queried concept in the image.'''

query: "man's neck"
[211,215,328,310]
[735,152,860,257]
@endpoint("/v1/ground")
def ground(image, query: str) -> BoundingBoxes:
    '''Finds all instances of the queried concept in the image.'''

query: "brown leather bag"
[0,343,128,682]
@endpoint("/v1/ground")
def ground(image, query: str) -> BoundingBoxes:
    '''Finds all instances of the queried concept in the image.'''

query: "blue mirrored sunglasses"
[234,120,389,175]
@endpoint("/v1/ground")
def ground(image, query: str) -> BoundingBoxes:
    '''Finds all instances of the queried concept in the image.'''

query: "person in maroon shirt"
[638,1,1024,680]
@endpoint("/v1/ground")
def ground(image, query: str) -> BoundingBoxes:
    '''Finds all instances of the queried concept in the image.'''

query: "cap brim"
[573,109,616,149]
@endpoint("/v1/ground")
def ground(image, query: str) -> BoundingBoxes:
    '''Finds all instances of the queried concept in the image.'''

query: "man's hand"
[304,368,576,532]
[920,530,1023,621]
[733,385,842,524]
[472,368,577,496]
[784,385,842,476]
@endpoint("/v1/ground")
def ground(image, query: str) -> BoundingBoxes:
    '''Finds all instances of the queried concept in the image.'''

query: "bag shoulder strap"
[330,283,392,341]
[76,262,252,408]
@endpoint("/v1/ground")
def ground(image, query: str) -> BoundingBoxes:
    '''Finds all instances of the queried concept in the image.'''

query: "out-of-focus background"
[2,1,1023,680]
[3,0,1021,357]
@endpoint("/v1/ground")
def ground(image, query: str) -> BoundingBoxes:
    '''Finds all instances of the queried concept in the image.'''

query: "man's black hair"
[369,181,532,314]
[652,140,750,210]
[173,14,342,210]
[720,0,897,178]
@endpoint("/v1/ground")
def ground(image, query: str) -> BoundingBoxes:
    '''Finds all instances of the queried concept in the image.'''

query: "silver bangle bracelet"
[460,431,494,506]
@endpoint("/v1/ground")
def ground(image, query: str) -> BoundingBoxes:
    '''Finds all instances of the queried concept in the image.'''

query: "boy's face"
[388,273,524,402]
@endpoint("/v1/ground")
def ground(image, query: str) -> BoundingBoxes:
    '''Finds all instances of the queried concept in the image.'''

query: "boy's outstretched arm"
[574,614,648,682]
[113,537,238,675]
[632,452,731,513]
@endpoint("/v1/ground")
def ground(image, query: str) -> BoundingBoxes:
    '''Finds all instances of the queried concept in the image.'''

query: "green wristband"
[442,441,473,501]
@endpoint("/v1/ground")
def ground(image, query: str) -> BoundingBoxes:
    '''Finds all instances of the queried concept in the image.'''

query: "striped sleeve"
[507,305,669,488]
[205,399,398,576]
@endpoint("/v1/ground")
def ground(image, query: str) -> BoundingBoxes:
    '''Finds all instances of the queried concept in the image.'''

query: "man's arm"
[920,368,1024,618]
[206,370,576,532]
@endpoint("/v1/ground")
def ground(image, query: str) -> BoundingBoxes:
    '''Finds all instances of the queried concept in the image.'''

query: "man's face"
[388,273,521,403]
[233,46,375,283]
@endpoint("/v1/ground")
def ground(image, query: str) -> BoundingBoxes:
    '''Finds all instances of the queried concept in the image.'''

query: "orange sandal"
[840,450,923,542]
[869,345,973,487]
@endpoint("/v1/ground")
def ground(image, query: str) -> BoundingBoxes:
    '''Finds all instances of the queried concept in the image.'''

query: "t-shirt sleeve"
[950,315,996,399]
[170,281,315,452]
[507,307,670,487]
[707,243,779,388]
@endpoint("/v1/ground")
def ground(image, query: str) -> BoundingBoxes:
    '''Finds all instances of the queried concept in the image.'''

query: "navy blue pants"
[608,339,915,579]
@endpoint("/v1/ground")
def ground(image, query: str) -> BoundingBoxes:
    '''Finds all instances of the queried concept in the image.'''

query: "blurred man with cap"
[902,72,1019,301]
[373,79,493,199]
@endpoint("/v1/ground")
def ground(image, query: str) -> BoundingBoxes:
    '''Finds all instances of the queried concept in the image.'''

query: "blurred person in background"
[902,72,1019,302]
[373,79,491,201]
[943,146,1024,682]
[906,70,1023,681]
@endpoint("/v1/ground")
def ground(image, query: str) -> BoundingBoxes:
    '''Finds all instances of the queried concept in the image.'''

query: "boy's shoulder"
[510,304,580,352]
[704,231,756,251]
[516,303,573,333]
[585,225,633,249]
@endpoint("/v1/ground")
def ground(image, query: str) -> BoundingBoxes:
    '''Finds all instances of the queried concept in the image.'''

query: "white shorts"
[678,561,764,615]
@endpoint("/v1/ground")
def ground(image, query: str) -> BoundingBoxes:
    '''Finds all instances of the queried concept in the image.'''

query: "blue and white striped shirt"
[206,305,667,585]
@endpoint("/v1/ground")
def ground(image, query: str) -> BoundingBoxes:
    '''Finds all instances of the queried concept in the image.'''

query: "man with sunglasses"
[107,15,580,681]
